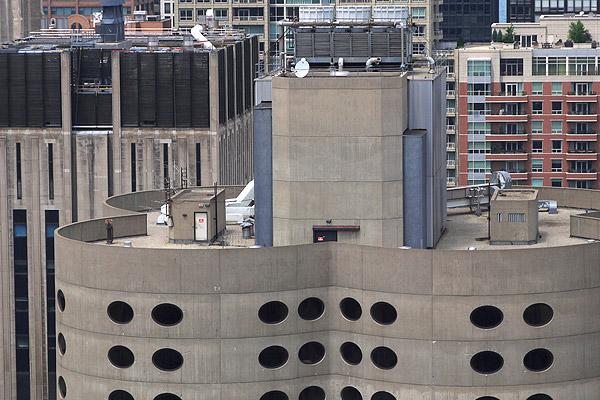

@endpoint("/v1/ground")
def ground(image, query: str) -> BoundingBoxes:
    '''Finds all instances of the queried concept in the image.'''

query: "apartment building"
[41,0,155,29]
[458,44,599,189]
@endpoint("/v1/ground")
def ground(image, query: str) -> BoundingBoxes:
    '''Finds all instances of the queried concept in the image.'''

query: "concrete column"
[111,52,123,195]
[28,137,43,400]
[60,51,74,223]
[253,104,273,247]
[0,137,14,399]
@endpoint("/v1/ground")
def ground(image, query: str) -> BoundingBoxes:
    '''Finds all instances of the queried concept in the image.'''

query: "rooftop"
[94,207,592,251]
[492,189,538,201]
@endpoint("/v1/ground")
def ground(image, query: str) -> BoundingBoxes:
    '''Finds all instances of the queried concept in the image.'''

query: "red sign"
[317,236,324,241]
[198,218,205,223]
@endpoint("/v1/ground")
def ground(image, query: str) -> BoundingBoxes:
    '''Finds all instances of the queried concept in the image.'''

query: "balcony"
[566,91,597,102]
[446,125,455,132]
[486,92,528,102]
[490,148,526,154]
[446,90,455,96]
[489,129,527,135]
[446,72,455,79]
[446,107,456,114]
[233,0,264,3]
[568,168,597,174]
[566,112,598,122]
[435,13,443,20]
[446,177,457,186]
[487,111,528,122]
[446,142,456,150]
[446,160,456,167]
[568,129,596,135]
[434,30,443,37]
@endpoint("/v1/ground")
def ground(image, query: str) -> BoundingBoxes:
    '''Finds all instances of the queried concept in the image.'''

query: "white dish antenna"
[191,24,216,50]
[294,58,310,78]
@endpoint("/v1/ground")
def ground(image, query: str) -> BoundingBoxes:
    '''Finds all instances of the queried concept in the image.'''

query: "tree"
[492,29,499,42]
[502,25,516,43]
[568,20,592,43]
[457,35,465,48]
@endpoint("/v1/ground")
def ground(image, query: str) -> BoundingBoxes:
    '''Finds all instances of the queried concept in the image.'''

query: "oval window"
[108,345,135,368]
[298,341,325,365]
[298,386,325,400]
[151,303,183,326]
[109,390,135,400]
[258,345,289,369]
[340,297,362,321]
[370,302,397,325]
[524,348,554,372]
[107,301,134,324]
[340,342,362,365]
[341,386,362,400]
[523,303,553,327]
[57,290,65,312]
[475,397,500,400]
[152,348,183,371]
[58,376,67,398]
[371,392,395,400]
[298,297,325,320]
[470,351,504,374]
[260,391,289,400]
[258,301,289,324]
[470,305,503,329]
[57,333,66,355]
[154,394,183,400]
[371,346,398,370]
[526,395,553,400]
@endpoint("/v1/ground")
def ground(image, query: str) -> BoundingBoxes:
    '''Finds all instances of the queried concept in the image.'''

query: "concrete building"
[0,0,42,42]
[440,0,500,43]
[53,180,600,400]
[490,188,539,244]
[457,43,600,188]
[40,0,154,29]
[0,31,258,400]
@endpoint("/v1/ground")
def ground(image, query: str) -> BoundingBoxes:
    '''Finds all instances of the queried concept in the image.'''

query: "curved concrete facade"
[54,188,600,400]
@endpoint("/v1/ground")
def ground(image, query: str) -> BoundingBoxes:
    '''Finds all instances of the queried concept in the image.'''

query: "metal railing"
[233,15,264,21]
[446,107,456,114]
[446,142,456,149]
[446,125,456,131]
[446,160,456,166]
[446,90,455,96]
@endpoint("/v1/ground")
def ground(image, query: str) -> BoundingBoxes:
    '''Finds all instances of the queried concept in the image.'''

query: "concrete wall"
[490,190,539,244]
[571,211,600,240]
[55,200,600,399]
[272,74,408,247]
[0,0,41,42]
[169,189,225,242]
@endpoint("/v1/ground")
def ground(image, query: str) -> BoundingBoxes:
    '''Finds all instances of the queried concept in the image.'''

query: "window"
[48,144,54,200]
[531,121,543,134]
[468,142,491,154]
[552,178,562,187]
[414,25,425,37]
[468,161,491,173]
[531,82,543,95]
[532,178,543,186]
[164,3,171,13]
[16,143,22,199]
[179,8,193,20]
[504,123,522,134]
[551,159,562,172]
[215,8,228,20]
[552,82,562,94]
[163,143,169,182]
[502,82,522,95]
[500,58,524,76]
[551,121,562,133]
[468,122,491,135]
[468,103,491,116]
[412,42,425,54]
[551,140,562,153]
[197,9,205,19]
[532,57,546,75]
[180,0,193,2]
[548,57,567,75]
[411,7,425,19]
[532,159,543,172]
[572,82,592,94]
[568,56,596,75]
[467,83,490,96]
[551,101,562,114]
[532,140,543,153]
[467,60,491,76]
[532,101,543,114]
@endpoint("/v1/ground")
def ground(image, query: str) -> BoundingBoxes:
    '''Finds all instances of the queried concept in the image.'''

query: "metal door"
[194,212,208,241]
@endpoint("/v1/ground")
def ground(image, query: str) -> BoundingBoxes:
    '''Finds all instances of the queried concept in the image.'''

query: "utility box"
[168,189,226,243]
[490,189,539,245]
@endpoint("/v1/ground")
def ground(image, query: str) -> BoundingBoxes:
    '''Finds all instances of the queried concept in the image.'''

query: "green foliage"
[457,35,465,48]
[502,25,516,43]
[568,20,592,43]
[492,29,499,42]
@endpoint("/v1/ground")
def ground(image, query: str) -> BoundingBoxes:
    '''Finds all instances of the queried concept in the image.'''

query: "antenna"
[294,58,310,78]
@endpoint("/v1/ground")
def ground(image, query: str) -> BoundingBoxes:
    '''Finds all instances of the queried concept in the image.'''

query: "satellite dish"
[294,58,310,78]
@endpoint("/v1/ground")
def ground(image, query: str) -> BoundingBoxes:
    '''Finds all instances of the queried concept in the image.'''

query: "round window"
[298,386,325,400]
[108,390,135,400]
[370,346,397,370]
[340,297,362,321]
[298,297,325,320]
[470,351,504,374]
[107,301,134,324]
[258,301,289,324]
[340,342,362,365]
[258,346,289,369]
[524,348,554,372]
[470,305,503,329]
[58,376,67,398]
[260,391,289,400]
[152,348,183,371]
[57,333,66,356]
[57,290,65,312]
[151,303,183,326]
[298,341,325,365]
[108,345,135,369]
[370,302,397,325]
[341,386,362,400]
[523,303,553,327]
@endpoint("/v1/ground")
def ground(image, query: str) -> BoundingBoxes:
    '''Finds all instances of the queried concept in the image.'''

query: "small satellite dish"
[294,58,310,78]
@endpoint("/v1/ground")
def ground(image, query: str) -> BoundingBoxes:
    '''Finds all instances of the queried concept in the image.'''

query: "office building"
[0,26,258,399]
[52,29,600,397]
[457,42,600,188]
[440,0,500,43]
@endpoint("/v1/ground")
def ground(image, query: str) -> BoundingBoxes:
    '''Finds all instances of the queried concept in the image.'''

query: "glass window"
[531,120,543,133]
[179,8,193,20]
[552,82,562,94]
[548,57,567,75]
[411,8,426,19]
[552,140,562,153]
[551,159,562,171]
[164,3,171,13]
[532,101,543,114]
[467,60,491,76]
[532,159,543,172]
[533,57,546,75]
[532,82,543,95]
[532,140,543,152]
[551,101,562,114]
[215,8,228,20]
[551,121,562,133]
[467,83,491,95]
[500,58,524,76]
[551,178,562,187]
[532,178,544,186]
[568,56,596,76]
